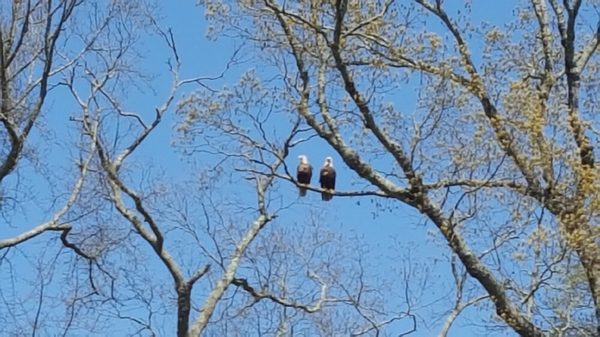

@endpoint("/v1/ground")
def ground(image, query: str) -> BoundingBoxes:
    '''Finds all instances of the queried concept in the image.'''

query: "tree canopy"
[1,1,598,336]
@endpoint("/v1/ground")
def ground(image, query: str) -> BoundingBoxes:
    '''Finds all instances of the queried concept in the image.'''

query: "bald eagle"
[319,157,336,201]
[296,155,312,197]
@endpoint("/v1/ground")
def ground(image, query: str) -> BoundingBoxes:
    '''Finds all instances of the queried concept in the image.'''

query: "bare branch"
[231,274,328,314]
[0,124,97,249]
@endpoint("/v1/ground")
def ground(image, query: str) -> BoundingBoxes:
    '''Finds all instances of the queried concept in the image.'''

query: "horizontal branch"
[423,179,528,194]
[236,168,398,199]
[231,275,328,314]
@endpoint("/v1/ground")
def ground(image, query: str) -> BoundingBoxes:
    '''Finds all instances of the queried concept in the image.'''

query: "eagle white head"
[298,154,309,164]
[323,156,333,167]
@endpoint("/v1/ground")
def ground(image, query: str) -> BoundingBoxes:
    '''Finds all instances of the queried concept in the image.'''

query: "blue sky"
[1,0,563,336]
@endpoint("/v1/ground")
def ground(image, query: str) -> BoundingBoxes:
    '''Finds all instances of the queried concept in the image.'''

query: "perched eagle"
[319,156,336,201]
[296,155,313,197]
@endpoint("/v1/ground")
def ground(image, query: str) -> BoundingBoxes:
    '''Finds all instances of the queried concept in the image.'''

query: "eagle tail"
[321,190,333,201]
[299,187,307,197]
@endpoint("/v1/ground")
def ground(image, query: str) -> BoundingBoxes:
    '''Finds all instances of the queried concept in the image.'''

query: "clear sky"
[2,1,550,336]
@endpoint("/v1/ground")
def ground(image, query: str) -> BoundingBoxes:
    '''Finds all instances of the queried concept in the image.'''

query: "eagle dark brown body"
[319,157,336,201]
[296,155,312,197]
